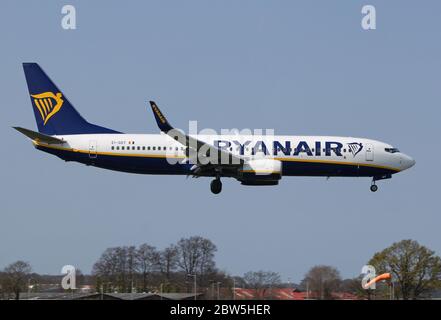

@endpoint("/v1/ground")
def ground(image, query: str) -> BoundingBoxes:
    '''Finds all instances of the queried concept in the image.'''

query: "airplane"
[15,63,415,194]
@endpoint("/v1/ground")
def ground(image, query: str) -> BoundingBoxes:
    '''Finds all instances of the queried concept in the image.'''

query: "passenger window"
[147,146,151,150]
[153,146,156,150]
[116,146,119,150]
[158,147,161,151]
[121,146,125,150]
[142,146,145,150]
[111,146,114,150]
[175,147,178,151]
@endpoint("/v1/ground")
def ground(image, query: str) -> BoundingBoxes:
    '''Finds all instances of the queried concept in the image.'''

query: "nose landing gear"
[370,174,392,192]
[210,178,222,194]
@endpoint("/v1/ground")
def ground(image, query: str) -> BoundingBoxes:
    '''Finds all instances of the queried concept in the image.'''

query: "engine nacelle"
[238,159,282,185]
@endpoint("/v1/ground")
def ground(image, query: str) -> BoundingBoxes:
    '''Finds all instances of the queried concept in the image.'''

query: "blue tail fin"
[23,63,120,135]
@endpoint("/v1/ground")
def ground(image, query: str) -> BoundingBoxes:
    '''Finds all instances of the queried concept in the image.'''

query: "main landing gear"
[370,182,378,192]
[210,178,222,194]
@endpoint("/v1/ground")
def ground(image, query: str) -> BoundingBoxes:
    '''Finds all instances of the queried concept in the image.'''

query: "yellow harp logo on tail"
[31,92,64,125]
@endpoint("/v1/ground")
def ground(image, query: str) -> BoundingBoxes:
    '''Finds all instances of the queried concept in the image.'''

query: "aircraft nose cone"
[402,155,416,170]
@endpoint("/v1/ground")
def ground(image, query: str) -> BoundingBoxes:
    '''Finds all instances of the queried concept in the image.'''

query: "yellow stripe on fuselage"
[33,141,401,172]
[240,170,281,174]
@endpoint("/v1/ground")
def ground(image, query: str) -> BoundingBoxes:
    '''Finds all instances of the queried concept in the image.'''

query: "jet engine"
[238,159,282,186]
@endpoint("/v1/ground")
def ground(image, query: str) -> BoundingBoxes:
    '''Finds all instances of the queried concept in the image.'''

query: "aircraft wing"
[149,101,243,170]
[13,127,65,144]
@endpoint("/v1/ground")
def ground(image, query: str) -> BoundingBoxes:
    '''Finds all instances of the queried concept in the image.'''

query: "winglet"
[149,101,173,132]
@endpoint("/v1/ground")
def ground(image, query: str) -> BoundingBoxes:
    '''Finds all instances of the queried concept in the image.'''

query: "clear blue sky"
[0,0,439,282]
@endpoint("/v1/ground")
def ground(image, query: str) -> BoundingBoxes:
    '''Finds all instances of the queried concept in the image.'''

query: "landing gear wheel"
[370,184,378,192]
[210,179,222,194]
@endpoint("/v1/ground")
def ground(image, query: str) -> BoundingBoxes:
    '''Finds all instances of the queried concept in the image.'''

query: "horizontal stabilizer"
[13,127,65,144]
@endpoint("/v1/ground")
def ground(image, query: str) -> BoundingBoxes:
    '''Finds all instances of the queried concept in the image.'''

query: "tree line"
[92,235,224,293]
[298,240,441,300]
[1,238,441,299]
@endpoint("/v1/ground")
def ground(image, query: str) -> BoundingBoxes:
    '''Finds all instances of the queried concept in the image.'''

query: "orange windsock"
[363,273,391,289]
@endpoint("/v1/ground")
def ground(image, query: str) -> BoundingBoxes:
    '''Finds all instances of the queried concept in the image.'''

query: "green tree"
[369,239,441,299]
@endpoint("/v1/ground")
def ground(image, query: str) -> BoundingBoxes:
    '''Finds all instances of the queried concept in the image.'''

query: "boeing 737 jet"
[15,63,415,194]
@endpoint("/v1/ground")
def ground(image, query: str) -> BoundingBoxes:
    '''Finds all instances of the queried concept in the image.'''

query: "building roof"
[158,293,203,300]
[104,293,155,300]
[19,292,101,300]
[17,292,203,300]
[234,288,361,300]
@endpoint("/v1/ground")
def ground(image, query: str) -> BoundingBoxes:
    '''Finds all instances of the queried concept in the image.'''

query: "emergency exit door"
[365,143,374,161]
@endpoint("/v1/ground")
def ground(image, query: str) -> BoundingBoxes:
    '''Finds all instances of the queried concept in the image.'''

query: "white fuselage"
[35,133,415,176]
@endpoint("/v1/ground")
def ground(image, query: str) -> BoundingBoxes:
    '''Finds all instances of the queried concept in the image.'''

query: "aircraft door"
[365,143,374,161]
[89,140,98,159]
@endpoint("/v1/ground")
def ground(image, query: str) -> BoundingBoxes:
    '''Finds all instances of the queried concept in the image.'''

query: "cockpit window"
[385,148,400,153]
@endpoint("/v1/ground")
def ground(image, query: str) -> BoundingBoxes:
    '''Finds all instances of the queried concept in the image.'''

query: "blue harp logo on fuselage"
[31,92,64,125]
[348,142,363,157]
